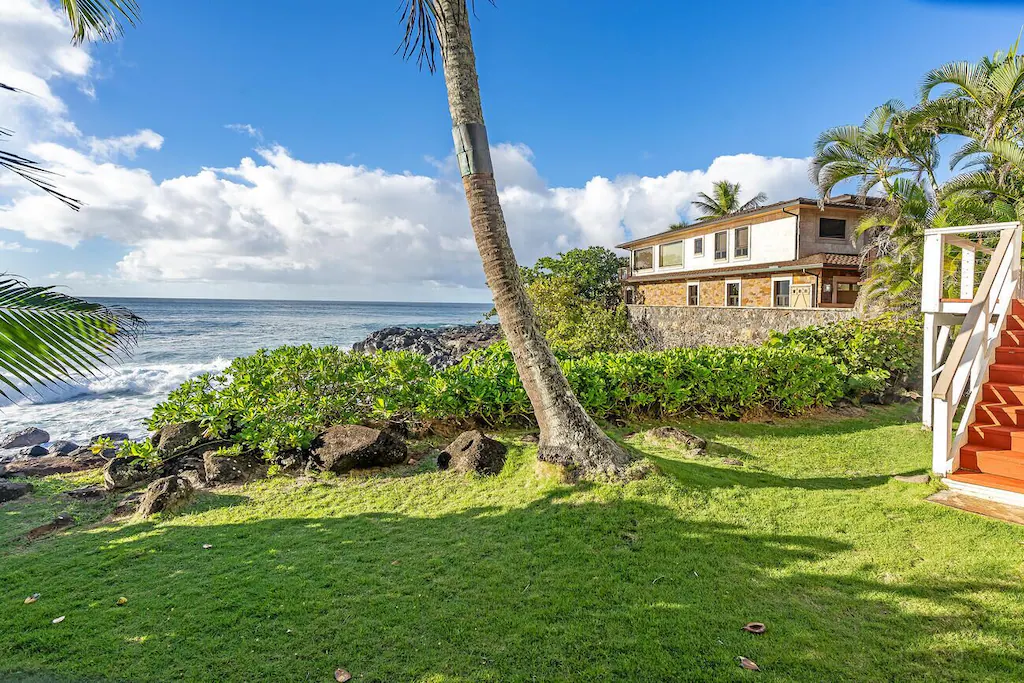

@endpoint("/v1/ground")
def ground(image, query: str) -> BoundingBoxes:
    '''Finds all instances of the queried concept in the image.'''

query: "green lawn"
[2,404,1023,682]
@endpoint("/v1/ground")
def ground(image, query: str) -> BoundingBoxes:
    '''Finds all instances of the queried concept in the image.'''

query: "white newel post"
[932,396,950,475]
[922,315,935,429]
[922,231,943,430]
[960,246,975,300]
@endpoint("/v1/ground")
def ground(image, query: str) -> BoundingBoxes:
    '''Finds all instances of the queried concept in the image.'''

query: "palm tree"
[810,100,939,201]
[691,181,767,220]
[0,0,145,401]
[912,42,1024,169]
[400,0,629,475]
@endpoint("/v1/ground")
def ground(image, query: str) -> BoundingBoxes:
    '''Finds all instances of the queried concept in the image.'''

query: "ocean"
[0,298,491,444]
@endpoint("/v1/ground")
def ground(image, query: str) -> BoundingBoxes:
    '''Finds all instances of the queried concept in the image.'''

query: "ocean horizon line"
[85,295,495,307]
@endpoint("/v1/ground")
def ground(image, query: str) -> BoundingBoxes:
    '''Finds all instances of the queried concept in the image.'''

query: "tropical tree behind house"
[691,180,768,220]
[0,0,144,401]
[810,42,1024,314]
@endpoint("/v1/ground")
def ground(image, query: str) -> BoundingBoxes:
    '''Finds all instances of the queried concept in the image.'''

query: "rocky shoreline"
[352,323,501,369]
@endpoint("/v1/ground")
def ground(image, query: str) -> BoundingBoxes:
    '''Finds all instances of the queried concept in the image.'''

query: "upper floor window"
[714,231,728,260]
[734,226,749,258]
[633,247,654,271]
[660,241,684,268]
[693,237,704,256]
[819,218,846,239]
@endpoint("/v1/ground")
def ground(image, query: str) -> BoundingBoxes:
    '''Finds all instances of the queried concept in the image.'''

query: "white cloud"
[0,0,815,296]
[0,240,36,252]
[86,129,163,159]
[225,123,262,140]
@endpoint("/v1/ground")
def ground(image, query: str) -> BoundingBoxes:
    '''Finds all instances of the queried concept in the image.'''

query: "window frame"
[818,217,847,240]
[687,282,700,306]
[713,231,728,261]
[772,276,792,308]
[693,236,704,257]
[659,240,684,269]
[733,226,750,259]
[632,246,654,271]
[725,279,741,307]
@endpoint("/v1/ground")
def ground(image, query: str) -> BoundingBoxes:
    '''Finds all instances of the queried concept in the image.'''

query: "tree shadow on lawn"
[2,487,1020,682]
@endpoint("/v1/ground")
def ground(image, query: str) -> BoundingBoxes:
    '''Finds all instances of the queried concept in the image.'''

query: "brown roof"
[622,252,862,283]
[616,194,884,249]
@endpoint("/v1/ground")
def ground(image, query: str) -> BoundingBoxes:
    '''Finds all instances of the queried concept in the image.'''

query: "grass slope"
[1,404,1022,682]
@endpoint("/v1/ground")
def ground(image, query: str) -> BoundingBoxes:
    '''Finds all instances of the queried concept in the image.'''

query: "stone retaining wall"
[628,304,857,348]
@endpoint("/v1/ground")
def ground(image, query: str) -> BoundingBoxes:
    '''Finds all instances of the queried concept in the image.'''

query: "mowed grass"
[2,404,1023,682]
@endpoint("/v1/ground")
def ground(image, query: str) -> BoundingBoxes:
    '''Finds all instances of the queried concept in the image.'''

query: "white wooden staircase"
[923,222,1024,506]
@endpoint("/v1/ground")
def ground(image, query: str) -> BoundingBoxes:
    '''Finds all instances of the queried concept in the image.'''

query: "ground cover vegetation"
[3,405,1023,682]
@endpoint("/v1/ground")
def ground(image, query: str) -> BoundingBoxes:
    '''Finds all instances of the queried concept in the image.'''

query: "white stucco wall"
[630,215,798,276]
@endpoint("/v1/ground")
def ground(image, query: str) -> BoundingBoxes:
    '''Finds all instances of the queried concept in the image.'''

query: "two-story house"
[617,194,882,310]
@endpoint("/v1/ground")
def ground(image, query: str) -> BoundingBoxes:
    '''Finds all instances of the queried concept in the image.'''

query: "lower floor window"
[687,283,699,306]
[836,281,860,305]
[624,287,635,305]
[726,281,741,307]
[773,280,791,307]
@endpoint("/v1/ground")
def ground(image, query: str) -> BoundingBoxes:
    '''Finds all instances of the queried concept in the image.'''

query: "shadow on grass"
[1,485,1020,682]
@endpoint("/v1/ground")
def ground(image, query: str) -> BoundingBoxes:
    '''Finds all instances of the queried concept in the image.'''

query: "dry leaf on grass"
[24,594,39,604]
[742,622,766,634]
[52,616,65,624]
[202,544,213,549]
[737,656,760,671]
[117,597,128,606]
[334,668,352,682]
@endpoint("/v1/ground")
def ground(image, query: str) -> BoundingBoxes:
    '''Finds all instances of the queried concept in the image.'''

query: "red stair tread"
[947,470,1024,495]
[974,402,1024,425]
[958,446,1024,478]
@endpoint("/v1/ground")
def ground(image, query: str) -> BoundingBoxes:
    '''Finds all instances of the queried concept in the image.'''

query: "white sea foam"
[0,359,228,443]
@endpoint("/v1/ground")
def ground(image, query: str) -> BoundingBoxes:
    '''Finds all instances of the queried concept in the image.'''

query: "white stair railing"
[923,222,1023,476]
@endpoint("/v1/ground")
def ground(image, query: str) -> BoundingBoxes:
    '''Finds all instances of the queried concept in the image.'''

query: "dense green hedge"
[766,313,922,399]
[150,315,921,457]
[150,342,844,456]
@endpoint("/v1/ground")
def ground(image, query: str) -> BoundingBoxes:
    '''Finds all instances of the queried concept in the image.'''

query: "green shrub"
[766,313,922,400]
[150,341,844,456]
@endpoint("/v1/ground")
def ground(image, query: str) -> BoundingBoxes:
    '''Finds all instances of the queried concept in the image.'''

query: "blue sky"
[0,0,1021,301]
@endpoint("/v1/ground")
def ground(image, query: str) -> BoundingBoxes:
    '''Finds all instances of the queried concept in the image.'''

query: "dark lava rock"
[26,513,74,540]
[110,491,144,518]
[103,456,152,490]
[137,476,195,517]
[156,452,207,482]
[0,480,33,503]
[152,422,205,457]
[204,450,264,485]
[1,453,106,478]
[91,432,129,445]
[437,430,507,476]
[70,444,115,460]
[17,445,48,458]
[353,324,501,370]
[644,427,708,453]
[310,425,408,474]
[46,440,79,455]
[65,485,106,500]
[0,427,50,450]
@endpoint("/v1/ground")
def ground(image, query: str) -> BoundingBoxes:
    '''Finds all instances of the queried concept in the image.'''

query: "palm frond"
[737,192,768,212]
[0,132,82,210]
[0,276,144,401]
[59,0,140,45]
[397,0,493,73]
[920,60,987,102]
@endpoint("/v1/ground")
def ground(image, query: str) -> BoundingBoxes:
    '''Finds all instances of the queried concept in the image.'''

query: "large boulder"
[46,440,79,456]
[156,452,207,482]
[16,445,48,458]
[204,450,264,485]
[437,430,507,476]
[0,480,32,503]
[310,425,408,474]
[0,427,50,450]
[152,422,205,457]
[103,456,152,490]
[136,476,195,517]
[1,452,106,478]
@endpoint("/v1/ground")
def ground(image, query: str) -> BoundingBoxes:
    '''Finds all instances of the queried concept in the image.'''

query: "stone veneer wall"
[638,273,818,308]
[628,304,857,348]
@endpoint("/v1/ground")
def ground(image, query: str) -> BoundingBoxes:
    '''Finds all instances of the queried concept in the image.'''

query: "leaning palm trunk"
[432,0,628,475]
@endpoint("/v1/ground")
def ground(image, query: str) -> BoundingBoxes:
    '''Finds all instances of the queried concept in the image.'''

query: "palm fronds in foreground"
[0,276,144,400]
